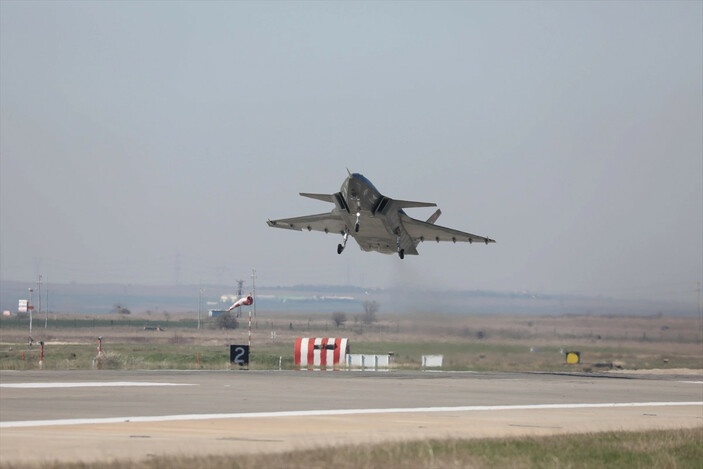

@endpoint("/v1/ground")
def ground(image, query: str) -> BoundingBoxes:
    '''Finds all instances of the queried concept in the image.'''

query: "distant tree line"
[215,311,238,329]
[331,301,379,327]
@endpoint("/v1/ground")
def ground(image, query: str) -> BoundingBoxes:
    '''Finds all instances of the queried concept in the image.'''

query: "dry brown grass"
[3,428,701,469]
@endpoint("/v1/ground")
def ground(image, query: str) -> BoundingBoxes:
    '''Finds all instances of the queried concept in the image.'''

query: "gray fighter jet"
[267,171,495,259]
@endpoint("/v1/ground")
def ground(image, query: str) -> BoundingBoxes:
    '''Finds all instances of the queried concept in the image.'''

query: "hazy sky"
[1,1,701,304]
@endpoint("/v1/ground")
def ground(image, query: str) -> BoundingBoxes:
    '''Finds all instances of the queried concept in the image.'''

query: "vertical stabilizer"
[426,209,442,224]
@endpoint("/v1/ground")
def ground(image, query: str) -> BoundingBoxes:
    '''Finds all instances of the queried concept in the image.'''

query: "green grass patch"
[1,338,700,372]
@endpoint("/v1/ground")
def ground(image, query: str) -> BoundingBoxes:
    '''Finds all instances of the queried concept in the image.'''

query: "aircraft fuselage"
[337,173,418,255]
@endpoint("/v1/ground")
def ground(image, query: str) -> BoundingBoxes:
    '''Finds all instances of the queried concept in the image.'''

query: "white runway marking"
[1,401,700,429]
[0,382,196,389]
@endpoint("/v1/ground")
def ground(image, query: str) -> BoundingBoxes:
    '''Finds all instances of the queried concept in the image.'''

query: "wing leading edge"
[400,212,495,245]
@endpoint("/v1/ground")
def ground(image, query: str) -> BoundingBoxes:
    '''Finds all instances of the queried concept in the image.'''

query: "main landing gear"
[396,232,404,259]
[343,207,359,253]
[337,229,349,254]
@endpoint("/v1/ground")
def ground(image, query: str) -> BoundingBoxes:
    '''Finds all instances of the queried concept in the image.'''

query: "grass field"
[2,428,701,469]
[1,311,700,372]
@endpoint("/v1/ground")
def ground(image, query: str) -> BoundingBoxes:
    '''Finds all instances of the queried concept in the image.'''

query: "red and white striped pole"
[248,309,252,347]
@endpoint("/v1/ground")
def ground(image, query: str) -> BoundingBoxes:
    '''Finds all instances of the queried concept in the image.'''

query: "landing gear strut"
[396,233,405,259]
[337,229,349,254]
[355,211,360,232]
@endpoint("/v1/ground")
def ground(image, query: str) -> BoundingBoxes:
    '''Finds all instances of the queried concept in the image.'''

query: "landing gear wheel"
[337,244,344,254]
[355,223,360,233]
[399,249,405,260]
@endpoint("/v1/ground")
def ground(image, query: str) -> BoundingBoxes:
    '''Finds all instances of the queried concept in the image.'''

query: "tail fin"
[426,209,442,224]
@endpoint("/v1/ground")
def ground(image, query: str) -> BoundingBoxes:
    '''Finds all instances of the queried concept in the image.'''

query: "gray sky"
[1,1,701,304]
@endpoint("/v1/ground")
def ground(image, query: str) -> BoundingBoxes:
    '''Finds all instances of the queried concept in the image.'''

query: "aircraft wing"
[267,212,346,234]
[400,212,496,245]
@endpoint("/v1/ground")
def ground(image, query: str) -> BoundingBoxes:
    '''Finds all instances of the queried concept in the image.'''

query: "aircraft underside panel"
[345,212,388,238]
[356,238,418,255]
[343,211,417,255]
[356,238,395,254]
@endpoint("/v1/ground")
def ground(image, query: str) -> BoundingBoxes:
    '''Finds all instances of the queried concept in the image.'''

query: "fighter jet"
[267,171,495,259]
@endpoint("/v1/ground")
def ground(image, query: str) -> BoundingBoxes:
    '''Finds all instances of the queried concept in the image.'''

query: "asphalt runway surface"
[1,369,701,465]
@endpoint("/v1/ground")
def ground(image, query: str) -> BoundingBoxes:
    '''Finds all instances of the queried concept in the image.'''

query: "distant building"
[208,310,228,318]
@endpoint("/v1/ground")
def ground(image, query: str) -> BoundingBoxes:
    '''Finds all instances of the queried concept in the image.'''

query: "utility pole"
[697,282,702,343]
[251,269,257,319]
[235,280,245,318]
[45,275,49,324]
[198,285,203,329]
[37,275,46,328]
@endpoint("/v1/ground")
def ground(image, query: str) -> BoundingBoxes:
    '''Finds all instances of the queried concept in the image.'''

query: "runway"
[1,370,701,464]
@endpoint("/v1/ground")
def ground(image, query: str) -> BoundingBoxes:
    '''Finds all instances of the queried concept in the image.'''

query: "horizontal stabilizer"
[394,199,437,209]
[300,193,336,203]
